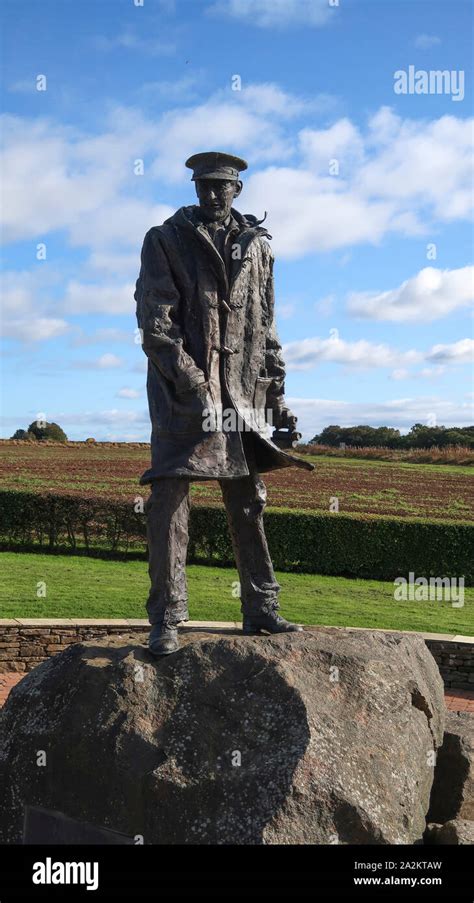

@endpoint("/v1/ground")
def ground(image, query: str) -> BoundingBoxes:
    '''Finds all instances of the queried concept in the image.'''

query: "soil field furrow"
[0,444,472,523]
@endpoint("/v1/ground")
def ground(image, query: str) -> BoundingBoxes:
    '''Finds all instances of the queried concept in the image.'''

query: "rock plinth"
[427,711,474,824]
[0,627,445,844]
[425,819,474,845]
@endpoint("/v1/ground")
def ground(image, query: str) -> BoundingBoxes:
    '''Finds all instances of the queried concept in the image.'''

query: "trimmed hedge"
[0,489,472,583]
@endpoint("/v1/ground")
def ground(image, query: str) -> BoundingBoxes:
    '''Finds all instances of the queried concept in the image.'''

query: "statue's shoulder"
[253,232,274,264]
[144,207,192,243]
[238,211,273,259]
[256,234,273,254]
[142,223,167,245]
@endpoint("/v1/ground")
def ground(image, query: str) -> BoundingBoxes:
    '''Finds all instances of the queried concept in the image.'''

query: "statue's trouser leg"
[219,470,281,618]
[145,478,191,627]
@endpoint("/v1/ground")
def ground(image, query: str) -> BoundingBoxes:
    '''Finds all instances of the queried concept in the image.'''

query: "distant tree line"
[9,420,474,450]
[11,421,68,442]
[310,423,474,449]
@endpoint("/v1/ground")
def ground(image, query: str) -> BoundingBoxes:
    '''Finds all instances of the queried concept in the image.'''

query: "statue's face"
[195,178,242,223]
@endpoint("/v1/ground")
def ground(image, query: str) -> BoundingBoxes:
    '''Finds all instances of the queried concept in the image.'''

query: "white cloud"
[347,266,474,322]
[55,409,147,425]
[239,83,335,118]
[86,251,141,278]
[207,0,335,28]
[3,394,471,443]
[244,166,395,257]
[2,117,115,243]
[1,110,172,246]
[0,408,150,441]
[367,106,403,146]
[149,94,294,183]
[419,366,446,379]
[356,113,473,222]
[283,337,421,371]
[391,365,447,381]
[3,318,69,342]
[71,328,133,347]
[117,388,141,399]
[68,200,174,250]
[2,101,473,260]
[63,281,136,315]
[287,396,474,440]
[0,268,136,343]
[92,31,176,56]
[47,408,150,441]
[97,354,123,369]
[72,354,124,370]
[299,118,365,170]
[426,338,474,364]
[414,34,441,49]
[1,268,61,315]
[1,90,295,241]
[138,75,202,102]
[0,268,70,342]
[244,108,473,257]
[282,335,472,373]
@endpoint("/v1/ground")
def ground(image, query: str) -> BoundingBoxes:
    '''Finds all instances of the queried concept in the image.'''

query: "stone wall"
[425,637,474,691]
[0,621,472,689]
[0,620,237,674]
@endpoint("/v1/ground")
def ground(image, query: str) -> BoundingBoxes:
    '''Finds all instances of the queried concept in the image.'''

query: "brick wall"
[0,621,472,689]
[0,621,151,674]
[425,638,474,691]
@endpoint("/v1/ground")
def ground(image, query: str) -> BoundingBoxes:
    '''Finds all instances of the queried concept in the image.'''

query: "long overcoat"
[134,205,314,483]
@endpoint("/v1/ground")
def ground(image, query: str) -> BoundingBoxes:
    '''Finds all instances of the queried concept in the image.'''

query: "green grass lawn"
[0,552,472,635]
[302,454,474,476]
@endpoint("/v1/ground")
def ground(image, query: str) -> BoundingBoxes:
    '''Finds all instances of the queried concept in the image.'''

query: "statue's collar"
[168,206,272,241]
[187,206,239,232]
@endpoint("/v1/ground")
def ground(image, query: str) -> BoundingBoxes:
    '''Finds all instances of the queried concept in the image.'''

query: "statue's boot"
[242,611,303,635]
[148,622,179,656]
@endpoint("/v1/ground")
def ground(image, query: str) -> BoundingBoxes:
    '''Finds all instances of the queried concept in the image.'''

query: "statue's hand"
[272,407,297,431]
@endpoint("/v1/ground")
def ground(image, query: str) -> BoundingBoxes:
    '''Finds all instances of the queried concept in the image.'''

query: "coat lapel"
[173,206,266,302]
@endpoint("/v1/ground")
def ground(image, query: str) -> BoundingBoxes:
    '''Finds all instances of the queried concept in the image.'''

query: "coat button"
[211,345,236,354]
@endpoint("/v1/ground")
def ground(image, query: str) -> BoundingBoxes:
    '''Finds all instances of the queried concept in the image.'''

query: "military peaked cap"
[185,151,248,181]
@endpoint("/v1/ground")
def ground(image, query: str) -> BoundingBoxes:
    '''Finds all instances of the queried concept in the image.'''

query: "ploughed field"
[1,442,472,523]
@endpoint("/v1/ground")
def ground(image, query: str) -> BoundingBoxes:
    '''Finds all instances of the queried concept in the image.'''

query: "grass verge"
[1,552,472,635]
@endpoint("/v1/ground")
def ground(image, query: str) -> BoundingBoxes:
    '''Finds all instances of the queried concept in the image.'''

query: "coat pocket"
[253,376,274,417]
[171,381,211,434]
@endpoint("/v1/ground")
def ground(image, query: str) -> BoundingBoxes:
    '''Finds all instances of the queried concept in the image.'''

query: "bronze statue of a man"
[135,151,313,655]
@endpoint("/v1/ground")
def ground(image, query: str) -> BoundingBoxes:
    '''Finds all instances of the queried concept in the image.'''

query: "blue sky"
[1,0,473,440]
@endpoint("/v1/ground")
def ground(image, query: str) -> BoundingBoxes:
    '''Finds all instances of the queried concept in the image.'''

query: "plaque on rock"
[23,805,135,845]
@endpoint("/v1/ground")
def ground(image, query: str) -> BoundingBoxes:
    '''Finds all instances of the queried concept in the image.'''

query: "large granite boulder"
[427,711,474,824]
[425,819,474,845]
[0,627,445,844]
